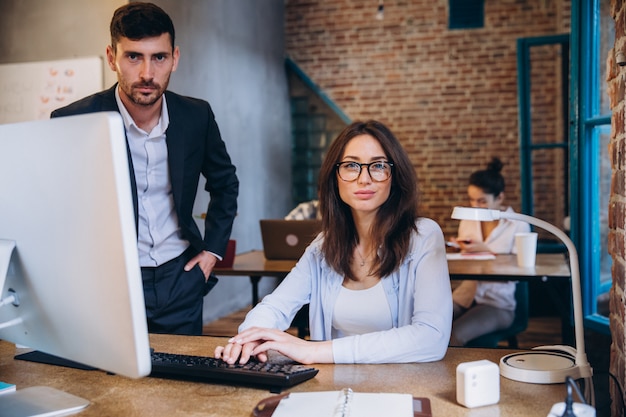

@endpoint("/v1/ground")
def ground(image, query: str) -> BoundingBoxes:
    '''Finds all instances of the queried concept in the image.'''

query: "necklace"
[356,246,367,267]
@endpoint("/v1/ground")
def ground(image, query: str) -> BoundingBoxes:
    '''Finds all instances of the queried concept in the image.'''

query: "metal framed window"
[570,0,612,333]
[517,34,570,254]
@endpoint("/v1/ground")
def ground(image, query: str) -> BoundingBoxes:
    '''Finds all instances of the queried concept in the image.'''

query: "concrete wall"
[0,0,292,323]
[0,0,124,88]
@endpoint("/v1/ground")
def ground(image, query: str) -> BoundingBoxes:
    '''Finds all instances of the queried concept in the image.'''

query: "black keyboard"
[150,351,319,393]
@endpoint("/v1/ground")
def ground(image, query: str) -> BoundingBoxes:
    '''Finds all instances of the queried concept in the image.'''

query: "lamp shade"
[451,206,502,222]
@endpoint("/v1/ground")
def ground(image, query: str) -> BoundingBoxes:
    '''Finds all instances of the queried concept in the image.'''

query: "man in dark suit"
[51,2,239,335]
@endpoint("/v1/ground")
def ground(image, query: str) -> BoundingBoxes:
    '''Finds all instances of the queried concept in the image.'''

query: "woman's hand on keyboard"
[215,327,333,365]
[215,336,264,365]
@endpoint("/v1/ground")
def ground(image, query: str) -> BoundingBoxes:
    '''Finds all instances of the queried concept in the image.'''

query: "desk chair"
[465,281,529,348]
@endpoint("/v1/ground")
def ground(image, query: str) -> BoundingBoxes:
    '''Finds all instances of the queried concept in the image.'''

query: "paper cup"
[515,232,537,267]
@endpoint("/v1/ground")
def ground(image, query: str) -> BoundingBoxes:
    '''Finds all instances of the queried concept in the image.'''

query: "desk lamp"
[450,207,593,399]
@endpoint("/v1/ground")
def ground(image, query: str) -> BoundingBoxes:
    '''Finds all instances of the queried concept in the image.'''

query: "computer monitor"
[0,112,151,383]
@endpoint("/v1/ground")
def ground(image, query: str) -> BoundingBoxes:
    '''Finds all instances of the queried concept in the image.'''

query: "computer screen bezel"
[0,112,151,379]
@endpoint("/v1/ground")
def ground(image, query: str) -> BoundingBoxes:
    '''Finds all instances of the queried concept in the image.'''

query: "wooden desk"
[214,251,296,305]
[215,251,573,343]
[0,335,566,416]
[447,253,573,344]
[215,251,570,304]
[447,253,570,281]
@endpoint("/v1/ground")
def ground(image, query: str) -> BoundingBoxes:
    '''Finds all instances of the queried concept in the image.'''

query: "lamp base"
[499,351,582,384]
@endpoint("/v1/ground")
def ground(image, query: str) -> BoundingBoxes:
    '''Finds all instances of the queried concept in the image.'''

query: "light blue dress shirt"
[115,89,189,267]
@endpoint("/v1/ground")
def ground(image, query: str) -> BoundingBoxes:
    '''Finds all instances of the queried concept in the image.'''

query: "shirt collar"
[114,86,170,136]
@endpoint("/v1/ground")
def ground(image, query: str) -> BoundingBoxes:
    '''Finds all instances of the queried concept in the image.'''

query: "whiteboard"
[0,56,103,124]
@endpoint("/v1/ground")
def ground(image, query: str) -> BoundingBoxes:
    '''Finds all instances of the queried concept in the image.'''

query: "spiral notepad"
[270,389,414,417]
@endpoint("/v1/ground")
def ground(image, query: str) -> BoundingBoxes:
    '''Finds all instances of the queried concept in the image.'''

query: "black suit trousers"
[141,249,218,335]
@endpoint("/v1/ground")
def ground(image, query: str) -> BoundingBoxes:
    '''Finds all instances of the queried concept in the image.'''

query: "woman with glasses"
[215,120,452,364]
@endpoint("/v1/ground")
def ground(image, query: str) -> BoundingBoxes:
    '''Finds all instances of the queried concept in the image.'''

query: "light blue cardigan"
[239,217,453,364]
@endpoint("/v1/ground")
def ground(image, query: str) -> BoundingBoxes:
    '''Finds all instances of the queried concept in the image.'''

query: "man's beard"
[120,75,170,107]
[129,81,164,106]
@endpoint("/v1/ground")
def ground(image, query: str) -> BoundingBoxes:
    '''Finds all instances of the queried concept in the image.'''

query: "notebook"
[260,219,321,260]
[252,390,432,417]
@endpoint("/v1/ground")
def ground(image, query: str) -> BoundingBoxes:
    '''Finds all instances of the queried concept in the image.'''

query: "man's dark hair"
[110,2,175,51]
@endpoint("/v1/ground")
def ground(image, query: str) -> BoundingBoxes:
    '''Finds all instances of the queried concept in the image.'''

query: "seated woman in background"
[285,199,320,220]
[215,120,452,365]
[449,157,530,346]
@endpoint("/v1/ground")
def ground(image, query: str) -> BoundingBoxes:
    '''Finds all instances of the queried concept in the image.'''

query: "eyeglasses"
[335,161,393,182]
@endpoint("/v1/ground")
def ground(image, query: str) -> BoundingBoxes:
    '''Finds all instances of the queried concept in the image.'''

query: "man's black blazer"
[51,84,239,258]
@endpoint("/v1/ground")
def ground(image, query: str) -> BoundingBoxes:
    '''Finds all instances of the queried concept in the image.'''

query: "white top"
[331,281,393,338]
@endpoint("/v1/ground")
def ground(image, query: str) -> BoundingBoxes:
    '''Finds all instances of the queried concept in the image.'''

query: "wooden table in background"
[215,251,569,301]
[214,250,296,305]
[215,251,573,343]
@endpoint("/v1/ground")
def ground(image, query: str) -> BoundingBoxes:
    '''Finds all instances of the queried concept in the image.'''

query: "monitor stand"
[0,240,90,416]
[0,239,15,298]
[0,386,89,416]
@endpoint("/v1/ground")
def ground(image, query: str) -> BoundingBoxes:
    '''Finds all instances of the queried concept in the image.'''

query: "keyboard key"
[150,351,319,393]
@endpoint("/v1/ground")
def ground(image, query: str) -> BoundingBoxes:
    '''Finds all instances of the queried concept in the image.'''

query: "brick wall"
[609,1,626,415]
[285,0,570,238]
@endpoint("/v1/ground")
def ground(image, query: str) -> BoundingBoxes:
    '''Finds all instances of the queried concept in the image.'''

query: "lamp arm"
[496,211,590,373]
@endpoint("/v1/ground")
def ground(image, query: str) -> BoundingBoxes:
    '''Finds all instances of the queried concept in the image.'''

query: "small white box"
[456,359,500,408]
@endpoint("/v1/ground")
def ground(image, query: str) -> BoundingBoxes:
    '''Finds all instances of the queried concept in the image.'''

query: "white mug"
[515,232,537,267]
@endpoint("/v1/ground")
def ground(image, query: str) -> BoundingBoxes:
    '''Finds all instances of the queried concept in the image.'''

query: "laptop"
[260,219,322,260]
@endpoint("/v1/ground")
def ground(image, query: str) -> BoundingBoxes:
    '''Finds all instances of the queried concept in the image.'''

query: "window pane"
[529,43,567,146]
[531,147,569,244]
[598,0,613,116]
[596,125,612,287]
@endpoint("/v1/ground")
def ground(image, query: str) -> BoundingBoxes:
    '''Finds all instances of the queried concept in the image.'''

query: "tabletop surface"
[215,250,570,280]
[0,334,567,417]
[214,250,297,276]
[446,253,570,279]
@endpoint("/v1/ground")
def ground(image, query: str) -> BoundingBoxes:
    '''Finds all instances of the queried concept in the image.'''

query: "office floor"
[203,308,559,345]
[203,310,613,416]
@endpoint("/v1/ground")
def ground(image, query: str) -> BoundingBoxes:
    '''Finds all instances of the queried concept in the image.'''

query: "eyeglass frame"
[335,161,394,182]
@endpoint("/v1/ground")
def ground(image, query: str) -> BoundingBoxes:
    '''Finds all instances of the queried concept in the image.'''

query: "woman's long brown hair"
[318,120,420,278]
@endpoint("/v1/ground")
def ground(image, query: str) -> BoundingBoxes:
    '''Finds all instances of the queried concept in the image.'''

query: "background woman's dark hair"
[318,120,420,278]
[110,2,175,51]
[469,157,505,197]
